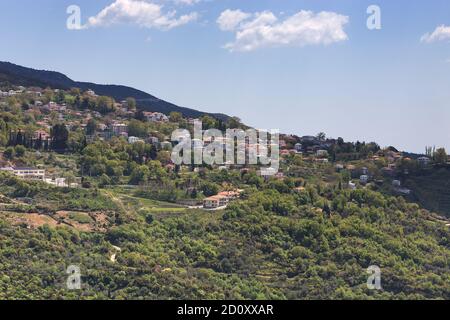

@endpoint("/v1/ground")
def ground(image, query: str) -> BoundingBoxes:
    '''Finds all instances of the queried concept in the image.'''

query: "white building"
[203,195,228,209]
[128,136,144,144]
[0,167,45,181]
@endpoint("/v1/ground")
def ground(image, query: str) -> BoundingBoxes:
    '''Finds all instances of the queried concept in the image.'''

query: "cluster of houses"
[0,86,33,97]
[142,111,169,123]
[274,135,332,164]
[203,189,243,209]
[2,85,174,146]
[24,98,173,149]
[334,162,413,194]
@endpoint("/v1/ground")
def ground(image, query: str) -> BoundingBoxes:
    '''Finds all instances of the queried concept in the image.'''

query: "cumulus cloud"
[86,0,198,30]
[217,9,251,31]
[217,9,349,52]
[421,25,450,43]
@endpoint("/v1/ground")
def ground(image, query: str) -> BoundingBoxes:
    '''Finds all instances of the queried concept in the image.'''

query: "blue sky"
[1,0,450,153]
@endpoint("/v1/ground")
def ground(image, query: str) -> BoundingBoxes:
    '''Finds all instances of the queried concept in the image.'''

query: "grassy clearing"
[102,187,188,218]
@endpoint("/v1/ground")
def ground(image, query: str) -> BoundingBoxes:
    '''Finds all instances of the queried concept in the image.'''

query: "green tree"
[169,112,183,123]
[97,96,115,114]
[201,182,219,197]
[14,145,26,157]
[51,124,69,150]
[4,146,15,159]
[86,119,97,135]
[126,97,137,111]
[434,148,448,164]
[128,120,147,138]
[129,165,150,185]
[316,132,326,141]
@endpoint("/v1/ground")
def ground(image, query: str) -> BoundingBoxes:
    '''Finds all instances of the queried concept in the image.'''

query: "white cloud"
[86,0,198,30]
[173,0,201,5]
[217,9,349,52]
[421,25,450,43]
[217,9,251,31]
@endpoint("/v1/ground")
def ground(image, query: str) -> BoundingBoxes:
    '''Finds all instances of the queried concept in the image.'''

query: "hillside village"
[1,84,449,211]
[0,82,449,300]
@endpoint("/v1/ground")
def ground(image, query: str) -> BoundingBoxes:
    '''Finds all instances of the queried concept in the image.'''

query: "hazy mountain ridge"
[0,61,229,121]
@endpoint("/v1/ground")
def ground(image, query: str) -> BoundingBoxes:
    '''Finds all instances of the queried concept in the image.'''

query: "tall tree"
[434,148,448,164]
[51,124,69,151]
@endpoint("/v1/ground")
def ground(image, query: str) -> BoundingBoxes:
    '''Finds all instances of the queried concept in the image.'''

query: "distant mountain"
[0,61,229,121]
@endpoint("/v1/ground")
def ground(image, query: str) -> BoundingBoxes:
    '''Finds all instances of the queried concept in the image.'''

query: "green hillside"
[0,174,449,299]
[404,167,450,217]
[0,82,449,300]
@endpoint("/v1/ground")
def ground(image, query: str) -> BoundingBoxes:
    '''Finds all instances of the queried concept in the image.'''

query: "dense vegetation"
[0,170,449,299]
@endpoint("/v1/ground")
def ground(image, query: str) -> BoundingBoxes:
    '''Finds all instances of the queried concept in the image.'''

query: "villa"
[203,195,229,209]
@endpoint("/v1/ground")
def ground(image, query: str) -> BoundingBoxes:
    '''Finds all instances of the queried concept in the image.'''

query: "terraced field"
[102,187,189,219]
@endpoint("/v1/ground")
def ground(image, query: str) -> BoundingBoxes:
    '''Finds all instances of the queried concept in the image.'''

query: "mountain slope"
[0,61,229,120]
